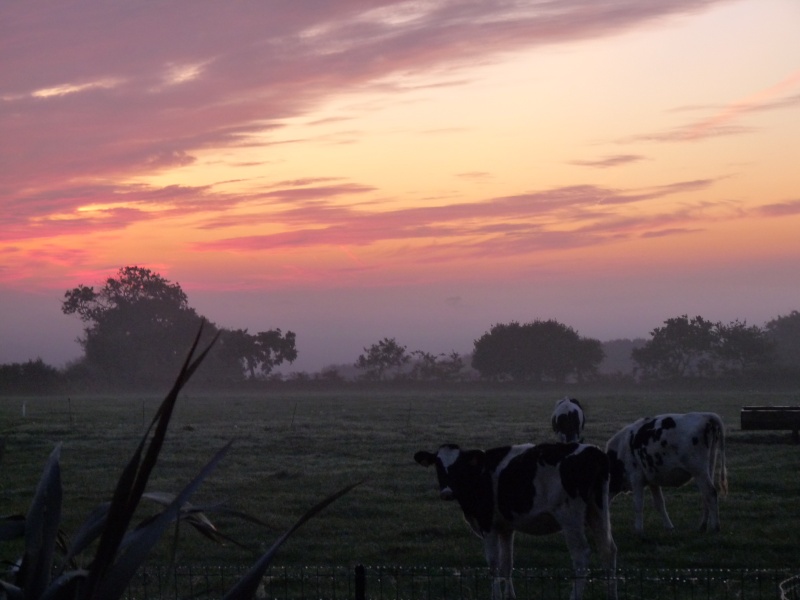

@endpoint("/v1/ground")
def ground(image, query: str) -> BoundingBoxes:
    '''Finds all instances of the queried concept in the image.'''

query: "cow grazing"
[414,443,617,600]
[552,397,585,443]
[605,412,728,534]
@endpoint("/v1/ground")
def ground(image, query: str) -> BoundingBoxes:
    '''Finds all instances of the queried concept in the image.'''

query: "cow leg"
[587,507,618,600]
[632,484,647,534]
[650,485,674,530]
[561,524,591,600]
[498,530,516,599]
[695,475,720,532]
[484,531,516,600]
[483,532,501,600]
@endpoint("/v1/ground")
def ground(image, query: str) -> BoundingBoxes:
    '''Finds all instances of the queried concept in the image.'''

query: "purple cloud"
[756,199,800,217]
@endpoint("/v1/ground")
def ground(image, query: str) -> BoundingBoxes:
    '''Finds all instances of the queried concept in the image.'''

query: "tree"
[765,310,800,371]
[632,315,717,380]
[212,328,297,381]
[471,320,604,383]
[409,350,465,382]
[62,266,296,387]
[355,337,409,381]
[632,315,775,381]
[0,359,62,394]
[715,320,774,375]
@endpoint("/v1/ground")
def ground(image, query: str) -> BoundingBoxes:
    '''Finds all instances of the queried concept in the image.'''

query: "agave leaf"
[92,440,232,599]
[221,479,364,600]
[0,515,26,541]
[0,580,23,600]
[55,502,110,576]
[142,492,217,527]
[141,493,227,546]
[20,444,63,599]
[40,570,88,600]
[141,492,270,548]
[83,324,217,597]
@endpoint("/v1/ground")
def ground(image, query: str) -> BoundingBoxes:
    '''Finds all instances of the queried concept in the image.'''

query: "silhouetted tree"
[355,337,409,381]
[715,319,774,375]
[62,266,296,387]
[632,315,716,380]
[0,359,62,394]
[633,315,775,380]
[409,350,464,382]
[471,320,604,383]
[765,310,800,372]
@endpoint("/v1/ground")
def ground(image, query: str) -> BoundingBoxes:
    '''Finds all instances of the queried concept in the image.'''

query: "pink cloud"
[756,199,800,217]
[193,179,728,258]
[2,1,731,219]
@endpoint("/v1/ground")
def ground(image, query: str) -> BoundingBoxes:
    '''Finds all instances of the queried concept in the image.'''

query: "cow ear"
[414,451,436,467]
[464,450,485,468]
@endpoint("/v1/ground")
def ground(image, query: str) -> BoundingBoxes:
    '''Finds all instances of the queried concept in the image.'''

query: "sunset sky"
[2,1,799,373]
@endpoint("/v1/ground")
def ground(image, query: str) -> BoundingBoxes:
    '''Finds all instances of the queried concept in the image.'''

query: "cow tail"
[715,414,728,496]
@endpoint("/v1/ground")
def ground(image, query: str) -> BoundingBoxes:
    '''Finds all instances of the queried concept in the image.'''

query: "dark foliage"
[471,320,604,383]
[632,315,776,381]
[60,266,296,389]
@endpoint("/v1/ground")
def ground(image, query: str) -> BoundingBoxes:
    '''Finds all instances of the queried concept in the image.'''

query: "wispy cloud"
[193,179,728,258]
[756,199,800,217]
[625,70,800,143]
[570,154,645,168]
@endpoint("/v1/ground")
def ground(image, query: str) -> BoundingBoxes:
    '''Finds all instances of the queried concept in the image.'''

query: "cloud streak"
[193,179,726,259]
[2,1,730,205]
[624,70,800,144]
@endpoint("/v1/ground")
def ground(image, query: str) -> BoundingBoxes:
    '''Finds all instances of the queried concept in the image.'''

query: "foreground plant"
[0,323,359,599]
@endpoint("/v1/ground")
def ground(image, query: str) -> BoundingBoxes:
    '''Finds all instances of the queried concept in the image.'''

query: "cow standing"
[605,412,728,534]
[414,443,617,600]
[552,397,585,443]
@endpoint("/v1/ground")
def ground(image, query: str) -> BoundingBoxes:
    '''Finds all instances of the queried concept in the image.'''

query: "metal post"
[355,564,366,600]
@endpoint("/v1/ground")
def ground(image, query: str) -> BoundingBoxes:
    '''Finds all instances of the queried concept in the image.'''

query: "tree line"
[2,266,800,392]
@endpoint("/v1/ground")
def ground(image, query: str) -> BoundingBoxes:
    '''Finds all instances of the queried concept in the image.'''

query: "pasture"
[1,386,798,574]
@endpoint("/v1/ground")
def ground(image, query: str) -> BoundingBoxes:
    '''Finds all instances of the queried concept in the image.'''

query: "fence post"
[355,564,365,600]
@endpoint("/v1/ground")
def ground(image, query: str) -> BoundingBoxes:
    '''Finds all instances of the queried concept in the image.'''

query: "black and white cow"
[415,443,617,600]
[605,412,728,534]
[552,397,585,443]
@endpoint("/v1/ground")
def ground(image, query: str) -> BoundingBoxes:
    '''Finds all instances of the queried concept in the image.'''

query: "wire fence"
[122,565,798,600]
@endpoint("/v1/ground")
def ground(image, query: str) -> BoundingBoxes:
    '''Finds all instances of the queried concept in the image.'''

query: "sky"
[2,0,799,374]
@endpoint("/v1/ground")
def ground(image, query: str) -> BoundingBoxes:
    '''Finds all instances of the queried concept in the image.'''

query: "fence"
[123,565,797,600]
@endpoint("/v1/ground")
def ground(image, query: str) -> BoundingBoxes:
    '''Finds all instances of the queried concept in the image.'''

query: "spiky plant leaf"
[56,503,109,576]
[90,440,232,599]
[39,570,87,600]
[0,579,23,599]
[82,323,218,598]
[221,480,364,600]
[141,492,271,549]
[0,515,26,541]
[20,444,62,598]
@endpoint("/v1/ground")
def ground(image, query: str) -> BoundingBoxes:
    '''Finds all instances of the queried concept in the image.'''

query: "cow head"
[414,444,485,501]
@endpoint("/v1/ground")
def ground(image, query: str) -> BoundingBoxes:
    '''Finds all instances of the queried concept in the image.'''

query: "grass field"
[1,386,798,575]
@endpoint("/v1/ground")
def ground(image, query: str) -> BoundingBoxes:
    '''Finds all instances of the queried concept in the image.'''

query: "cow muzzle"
[439,487,455,501]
